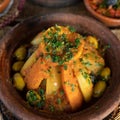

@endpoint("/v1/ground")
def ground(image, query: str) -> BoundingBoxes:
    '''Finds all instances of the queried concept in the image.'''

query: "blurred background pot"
[30,0,80,7]
[84,0,120,27]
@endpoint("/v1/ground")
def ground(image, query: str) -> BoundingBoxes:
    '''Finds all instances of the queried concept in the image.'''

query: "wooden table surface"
[0,0,120,120]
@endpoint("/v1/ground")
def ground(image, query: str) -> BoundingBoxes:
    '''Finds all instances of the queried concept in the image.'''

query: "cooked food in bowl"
[0,0,10,13]
[11,25,111,113]
[0,13,120,120]
[0,0,14,17]
[88,0,120,18]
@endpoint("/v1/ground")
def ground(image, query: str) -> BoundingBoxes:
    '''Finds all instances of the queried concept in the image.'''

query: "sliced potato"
[21,41,46,76]
[31,32,44,45]
[73,60,93,102]
[80,42,105,75]
[21,51,38,76]
[46,66,62,96]
[76,69,93,102]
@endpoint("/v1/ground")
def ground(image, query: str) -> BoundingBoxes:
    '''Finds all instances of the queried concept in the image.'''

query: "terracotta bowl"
[84,0,120,27]
[0,13,120,120]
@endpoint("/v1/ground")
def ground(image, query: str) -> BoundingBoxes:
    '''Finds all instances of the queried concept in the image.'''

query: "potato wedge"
[21,51,37,76]
[21,41,46,76]
[73,60,93,102]
[31,32,44,46]
[80,42,105,75]
[46,66,62,96]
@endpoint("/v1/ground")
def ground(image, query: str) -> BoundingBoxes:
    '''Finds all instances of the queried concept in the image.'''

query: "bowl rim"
[0,13,120,120]
[84,0,120,27]
[30,0,79,7]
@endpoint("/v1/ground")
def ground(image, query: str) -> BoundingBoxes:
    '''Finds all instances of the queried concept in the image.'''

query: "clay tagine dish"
[0,13,120,120]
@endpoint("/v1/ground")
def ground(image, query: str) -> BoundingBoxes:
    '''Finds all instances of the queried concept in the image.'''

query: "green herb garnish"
[75,38,81,48]
[68,26,76,32]
[63,64,68,70]
[57,98,62,104]
[49,105,55,112]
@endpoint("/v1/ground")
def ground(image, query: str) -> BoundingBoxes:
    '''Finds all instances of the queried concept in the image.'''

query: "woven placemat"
[0,100,120,120]
[0,0,25,28]
[0,101,18,120]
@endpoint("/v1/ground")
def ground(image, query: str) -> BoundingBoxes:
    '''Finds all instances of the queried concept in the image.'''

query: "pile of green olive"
[12,45,27,91]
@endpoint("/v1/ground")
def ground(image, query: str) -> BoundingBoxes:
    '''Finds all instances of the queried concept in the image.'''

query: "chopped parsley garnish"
[52,55,60,63]
[82,71,89,79]
[49,105,55,112]
[71,84,76,92]
[45,55,51,59]
[39,89,45,96]
[80,69,91,84]
[63,64,68,70]
[75,38,81,48]
[103,44,111,51]
[44,36,49,43]
[99,1,107,8]
[57,98,62,104]
[80,58,92,67]
[60,90,64,95]
[64,81,76,92]
[96,62,104,66]
[61,33,66,41]
[48,31,53,37]
[68,26,76,32]
[38,89,45,103]
[55,24,61,32]
[37,100,45,108]
[43,25,82,65]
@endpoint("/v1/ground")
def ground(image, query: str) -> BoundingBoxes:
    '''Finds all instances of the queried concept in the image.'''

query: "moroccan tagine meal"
[11,25,111,113]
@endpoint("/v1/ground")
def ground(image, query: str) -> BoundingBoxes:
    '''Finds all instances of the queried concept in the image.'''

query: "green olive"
[87,36,98,49]
[93,81,106,98]
[14,46,27,60]
[26,90,41,106]
[100,67,111,81]
[12,61,24,72]
[13,73,25,91]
